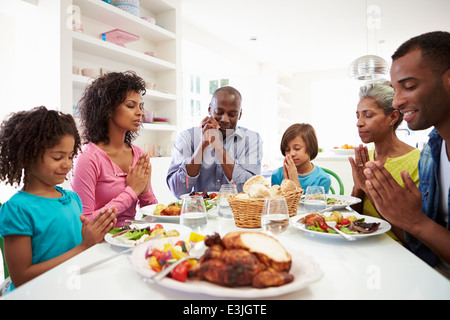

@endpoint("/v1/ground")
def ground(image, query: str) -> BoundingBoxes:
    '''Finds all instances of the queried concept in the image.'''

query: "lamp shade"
[348,55,389,80]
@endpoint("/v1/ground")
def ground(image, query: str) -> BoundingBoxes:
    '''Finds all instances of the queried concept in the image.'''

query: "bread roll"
[243,175,269,194]
[247,184,271,198]
[234,193,250,200]
[222,231,292,272]
[281,179,297,193]
[268,185,282,197]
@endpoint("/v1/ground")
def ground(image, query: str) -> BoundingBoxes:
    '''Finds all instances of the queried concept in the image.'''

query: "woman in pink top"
[70,71,157,227]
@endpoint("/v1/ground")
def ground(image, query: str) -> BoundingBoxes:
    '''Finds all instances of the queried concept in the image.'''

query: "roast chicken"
[300,213,326,227]
[188,232,294,288]
[160,204,182,216]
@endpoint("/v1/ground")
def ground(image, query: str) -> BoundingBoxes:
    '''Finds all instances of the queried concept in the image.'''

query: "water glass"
[261,197,290,235]
[217,184,237,219]
[303,186,327,213]
[180,195,208,232]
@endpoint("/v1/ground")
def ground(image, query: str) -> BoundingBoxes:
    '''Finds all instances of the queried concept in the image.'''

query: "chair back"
[321,167,344,195]
[0,237,7,280]
[0,203,7,279]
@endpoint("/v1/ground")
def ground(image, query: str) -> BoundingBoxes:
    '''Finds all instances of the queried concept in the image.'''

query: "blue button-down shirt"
[408,128,450,267]
[166,126,263,198]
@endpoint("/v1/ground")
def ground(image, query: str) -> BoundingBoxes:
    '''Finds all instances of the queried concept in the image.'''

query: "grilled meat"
[189,232,294,288]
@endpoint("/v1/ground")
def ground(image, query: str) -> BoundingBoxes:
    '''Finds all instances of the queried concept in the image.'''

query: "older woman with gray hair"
[348,80,420,244]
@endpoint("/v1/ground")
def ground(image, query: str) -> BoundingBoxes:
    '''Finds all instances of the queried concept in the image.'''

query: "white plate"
[104,223,192,248]
[128,240,323,298]
[139,204,180,222]
[180,191,219,200]
[325,195,361,209]
[329,149,355,155]
[299,195,361,210]
[139,201,218,222]
[292,212,391,240]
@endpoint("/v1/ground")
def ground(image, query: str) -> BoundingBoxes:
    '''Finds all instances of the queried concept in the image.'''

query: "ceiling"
[181,0,450,73]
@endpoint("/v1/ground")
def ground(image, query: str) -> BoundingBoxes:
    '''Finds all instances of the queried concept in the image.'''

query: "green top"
[362,148,421,243]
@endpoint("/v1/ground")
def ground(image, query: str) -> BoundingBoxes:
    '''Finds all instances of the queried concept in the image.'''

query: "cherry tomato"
[318,221,330,233]
[341,218,350,226]
[171,260,191,282]
[150,248,165,261]
[152,224,164,232]
[210,193,217,199]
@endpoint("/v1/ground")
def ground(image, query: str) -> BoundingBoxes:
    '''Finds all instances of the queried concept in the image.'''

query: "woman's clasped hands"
[126,153,152,196]
[348,144,370,193]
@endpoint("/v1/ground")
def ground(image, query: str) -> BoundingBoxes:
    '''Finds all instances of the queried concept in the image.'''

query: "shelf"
[278,117,292,124]
[142,123,176,131]
[144,90,176,101]
[277,100,293,109]
[72,73,94,89]
[72,31,176,72]
[73,0,176,42]
[72,74,176,102]
[66,0,180,155]
[277,83,293,95]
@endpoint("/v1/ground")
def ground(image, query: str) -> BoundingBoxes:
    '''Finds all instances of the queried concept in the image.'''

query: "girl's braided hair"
[0,106,81,187]
[78,71,146,146]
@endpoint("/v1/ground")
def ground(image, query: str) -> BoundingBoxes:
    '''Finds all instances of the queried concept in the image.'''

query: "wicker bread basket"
[228,188,303,228]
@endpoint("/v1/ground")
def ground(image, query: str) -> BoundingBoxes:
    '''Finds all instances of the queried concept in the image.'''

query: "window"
[182,73,229,129]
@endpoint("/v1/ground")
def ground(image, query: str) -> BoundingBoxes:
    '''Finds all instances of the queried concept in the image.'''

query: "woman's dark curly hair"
[0,106,81,187]
[78,71,146,146]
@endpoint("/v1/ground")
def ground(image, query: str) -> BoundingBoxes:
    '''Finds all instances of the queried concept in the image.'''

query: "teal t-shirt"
[271,164,331,193]
[0,186,83,291]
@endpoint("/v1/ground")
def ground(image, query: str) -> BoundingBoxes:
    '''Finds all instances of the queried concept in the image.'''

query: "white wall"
[182,21,267,162]
[0,0,65,204]
[0,0,62,122]
[292,68,362,150]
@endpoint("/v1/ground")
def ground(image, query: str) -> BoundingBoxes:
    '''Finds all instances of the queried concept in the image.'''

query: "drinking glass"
[303,186,327,213]
[261,197,290,235]
[217,184,237,219]
[180,195,208,232]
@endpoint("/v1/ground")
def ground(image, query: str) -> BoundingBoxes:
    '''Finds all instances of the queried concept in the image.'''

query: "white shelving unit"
[62,0,181,156]
[259,64,296,170]
[276,74,294,137]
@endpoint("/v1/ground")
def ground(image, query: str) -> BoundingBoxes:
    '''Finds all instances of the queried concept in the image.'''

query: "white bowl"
[81,68,98,78]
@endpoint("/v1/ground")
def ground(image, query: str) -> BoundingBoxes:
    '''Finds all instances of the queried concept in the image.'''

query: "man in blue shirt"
[167,86,263,198]
[362,31,450,276]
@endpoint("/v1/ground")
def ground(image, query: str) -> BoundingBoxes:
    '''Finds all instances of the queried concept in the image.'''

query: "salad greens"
[307,218,379,235]
[168,198,218,211]
[109,224,180,245]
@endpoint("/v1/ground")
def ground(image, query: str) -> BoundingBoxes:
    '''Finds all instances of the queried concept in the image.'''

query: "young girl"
[70,71,158,227]
[0,106,116,291]
[271,123,331,192]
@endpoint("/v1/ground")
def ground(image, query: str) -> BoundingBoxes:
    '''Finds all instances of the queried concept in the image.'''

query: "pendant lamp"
[348,55,389,80]
[348,3,388,80]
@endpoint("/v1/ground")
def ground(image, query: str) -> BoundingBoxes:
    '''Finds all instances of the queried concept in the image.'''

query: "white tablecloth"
[2,208,449,300]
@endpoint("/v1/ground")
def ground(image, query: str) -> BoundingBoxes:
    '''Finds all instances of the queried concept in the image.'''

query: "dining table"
[1,204,449,301]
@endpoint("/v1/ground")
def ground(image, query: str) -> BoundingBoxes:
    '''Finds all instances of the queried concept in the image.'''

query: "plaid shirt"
[166,126,263,198]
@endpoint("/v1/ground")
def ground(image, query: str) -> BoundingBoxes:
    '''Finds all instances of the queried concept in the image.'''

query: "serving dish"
[129,240,323,298]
